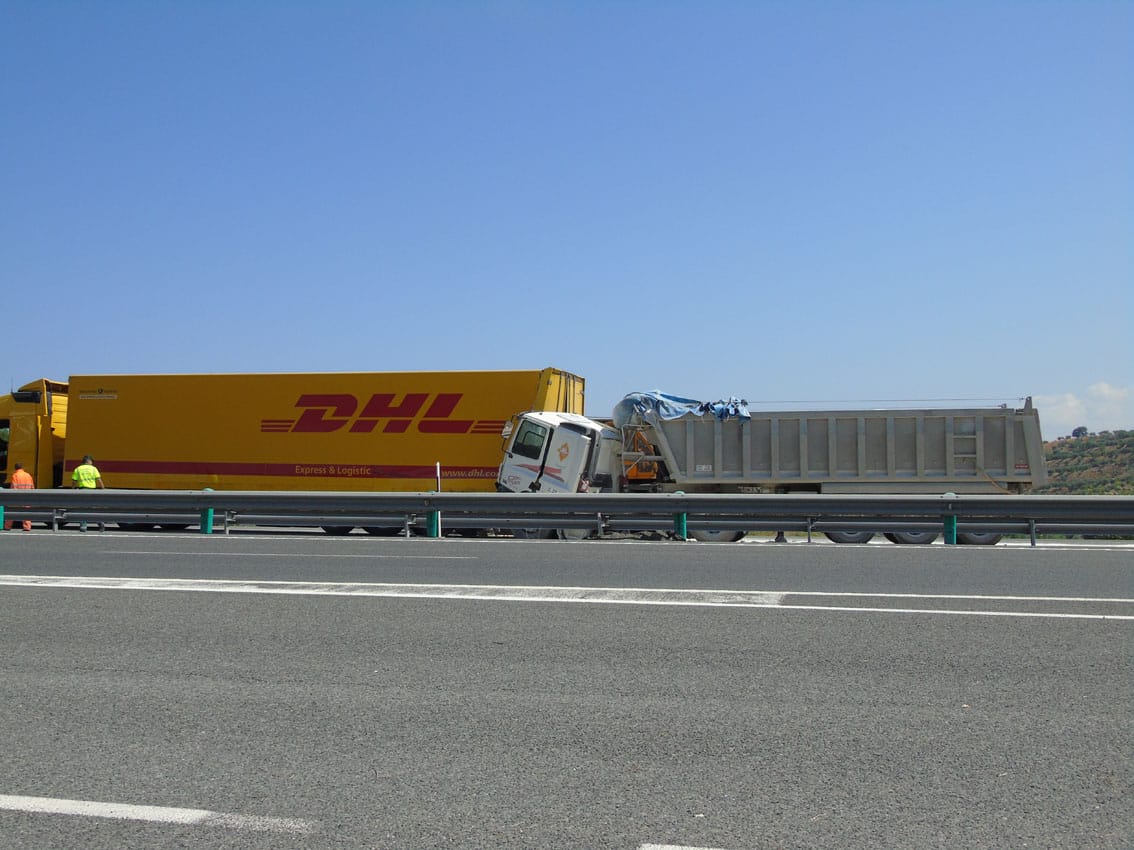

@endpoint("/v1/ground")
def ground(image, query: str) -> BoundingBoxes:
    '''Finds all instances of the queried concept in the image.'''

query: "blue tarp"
[612,391,750,427]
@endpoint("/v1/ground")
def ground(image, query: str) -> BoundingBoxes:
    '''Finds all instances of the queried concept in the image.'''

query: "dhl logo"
[260,393,505,435]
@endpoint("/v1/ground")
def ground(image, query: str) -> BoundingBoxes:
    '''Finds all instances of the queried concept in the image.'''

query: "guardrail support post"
[1029,519,1037,547]
[0,506,4,528]
[673,512,687,540]
[199,488,214,534]
[426,495,441,538]
[942,492,957,545]
[672,491,687,540]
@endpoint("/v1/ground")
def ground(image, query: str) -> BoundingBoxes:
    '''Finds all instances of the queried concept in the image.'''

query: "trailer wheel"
[688,529,746,543]
[824,531,875,544]
[321,526,354,535]
[957,532,1003,545]
[883,531,939,545]
[513,528,557,539]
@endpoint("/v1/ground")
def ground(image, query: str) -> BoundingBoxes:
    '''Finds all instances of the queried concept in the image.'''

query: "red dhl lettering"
[259,392,504,435]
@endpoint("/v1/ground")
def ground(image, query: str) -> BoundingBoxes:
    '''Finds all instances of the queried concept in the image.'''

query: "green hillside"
[1034,430,1134,495]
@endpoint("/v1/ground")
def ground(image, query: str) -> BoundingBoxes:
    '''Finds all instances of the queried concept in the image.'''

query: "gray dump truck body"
[496,394,1049,542]
[621,396,1047,495]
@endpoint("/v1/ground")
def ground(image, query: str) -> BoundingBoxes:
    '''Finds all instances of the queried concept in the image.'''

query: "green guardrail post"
[0,505,5,528]
[943,492,957,544]
[673,491,687,540]
[426,492,441,538]
[199,488,214,535]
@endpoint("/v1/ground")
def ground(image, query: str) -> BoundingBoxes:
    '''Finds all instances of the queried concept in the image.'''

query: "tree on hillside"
[1072,425,1089,438]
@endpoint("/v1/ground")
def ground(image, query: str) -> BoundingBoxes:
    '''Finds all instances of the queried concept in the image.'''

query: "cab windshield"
[510,420,549,460]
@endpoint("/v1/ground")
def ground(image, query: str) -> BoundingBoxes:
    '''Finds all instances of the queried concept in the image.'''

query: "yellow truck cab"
[0,379,68,489]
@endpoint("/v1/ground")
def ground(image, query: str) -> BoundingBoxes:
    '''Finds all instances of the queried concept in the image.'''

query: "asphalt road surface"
[1,531,1131,849]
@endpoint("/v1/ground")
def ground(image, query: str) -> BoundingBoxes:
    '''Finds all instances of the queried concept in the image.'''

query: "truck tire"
[957,532,1003,545]
[513,528,557,539]
[688,529,746,543]
[883,531,939,545]
[824,531,875,544]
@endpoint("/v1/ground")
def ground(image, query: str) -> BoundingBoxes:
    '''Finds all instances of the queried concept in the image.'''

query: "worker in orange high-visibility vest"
[4,462,35,531]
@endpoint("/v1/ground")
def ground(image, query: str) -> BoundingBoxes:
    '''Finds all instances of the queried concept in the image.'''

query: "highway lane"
[0,532,1131,849]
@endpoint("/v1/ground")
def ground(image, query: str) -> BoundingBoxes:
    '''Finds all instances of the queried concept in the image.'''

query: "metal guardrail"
[1,490,1132,544]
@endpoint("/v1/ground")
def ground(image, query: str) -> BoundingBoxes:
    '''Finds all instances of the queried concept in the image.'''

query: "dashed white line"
[0,794,317,834]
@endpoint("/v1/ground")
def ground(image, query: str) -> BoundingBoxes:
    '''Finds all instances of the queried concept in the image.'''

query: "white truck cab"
[496,411,619,493]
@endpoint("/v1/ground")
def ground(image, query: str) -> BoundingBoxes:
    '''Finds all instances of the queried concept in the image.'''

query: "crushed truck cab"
[497,412,619,493]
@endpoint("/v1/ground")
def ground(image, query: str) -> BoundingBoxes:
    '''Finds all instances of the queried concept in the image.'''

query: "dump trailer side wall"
[63,368,583,492]
[646,405,1047,494]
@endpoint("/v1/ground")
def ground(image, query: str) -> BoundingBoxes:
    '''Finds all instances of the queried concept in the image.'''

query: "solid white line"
[2,574,1131,620]
[0,794,316,834]
[7,573,1127,605]
[111,550,475,560]
[640,844,729,850]
[780,590,1134,603]
[0,575,786,607]
[777,603,1134,621]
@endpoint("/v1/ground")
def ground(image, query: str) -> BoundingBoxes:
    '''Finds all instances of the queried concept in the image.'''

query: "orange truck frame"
[0,369,583,494]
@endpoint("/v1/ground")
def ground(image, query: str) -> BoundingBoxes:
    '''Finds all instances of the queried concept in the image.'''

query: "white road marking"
[640,844,729,850]
[1,574,1131,619]
[776,590,1134,603]
[111,550,475,560]
[0,575,785,607]
[776,603,1133,620]
[0,794,316,834]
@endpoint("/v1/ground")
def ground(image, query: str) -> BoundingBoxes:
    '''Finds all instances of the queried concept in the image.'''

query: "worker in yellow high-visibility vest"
[71,454,105,532]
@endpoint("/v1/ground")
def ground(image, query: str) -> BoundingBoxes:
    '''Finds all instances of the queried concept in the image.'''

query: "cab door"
[498,417,553,492]
[534,424,593,493]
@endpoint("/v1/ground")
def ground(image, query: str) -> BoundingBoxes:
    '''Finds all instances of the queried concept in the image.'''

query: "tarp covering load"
[612,391,751,428]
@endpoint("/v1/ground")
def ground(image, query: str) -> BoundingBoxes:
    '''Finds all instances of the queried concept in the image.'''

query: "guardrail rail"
[2,490,1132,545]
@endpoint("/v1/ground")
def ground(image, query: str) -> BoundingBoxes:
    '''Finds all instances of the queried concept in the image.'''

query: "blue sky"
[3,1,1130,438]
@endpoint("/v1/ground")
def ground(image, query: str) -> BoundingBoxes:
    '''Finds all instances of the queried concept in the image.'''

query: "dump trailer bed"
[626,398,1047,495]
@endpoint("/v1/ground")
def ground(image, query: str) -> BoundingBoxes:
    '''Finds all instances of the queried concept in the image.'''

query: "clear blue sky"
[3,1,1130,438]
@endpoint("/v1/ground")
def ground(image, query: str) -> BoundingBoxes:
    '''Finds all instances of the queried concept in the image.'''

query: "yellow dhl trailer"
[0,369,583,495]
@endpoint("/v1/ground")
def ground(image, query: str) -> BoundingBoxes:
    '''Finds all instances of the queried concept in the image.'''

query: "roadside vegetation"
[1034,429,1133,496]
